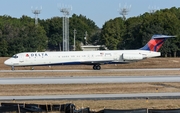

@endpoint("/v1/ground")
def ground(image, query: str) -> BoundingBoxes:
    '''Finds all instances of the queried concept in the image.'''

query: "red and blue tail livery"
[140,35,176,52]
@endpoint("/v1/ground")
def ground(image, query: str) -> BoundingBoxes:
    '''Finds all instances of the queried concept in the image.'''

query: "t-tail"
[140,35,176,52]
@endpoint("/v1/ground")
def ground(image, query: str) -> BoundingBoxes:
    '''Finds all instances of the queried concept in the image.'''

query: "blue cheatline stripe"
[25,62,82,66]
[18,61,132,67]
[47,62,82,65]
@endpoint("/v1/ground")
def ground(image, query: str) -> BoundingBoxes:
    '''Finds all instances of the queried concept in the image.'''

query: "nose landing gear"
[11,66,15,70]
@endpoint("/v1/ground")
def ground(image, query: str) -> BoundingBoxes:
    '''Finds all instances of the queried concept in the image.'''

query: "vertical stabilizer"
[140,35,175,52]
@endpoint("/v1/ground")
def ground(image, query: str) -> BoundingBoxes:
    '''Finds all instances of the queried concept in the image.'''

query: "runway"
[1,76,180,84]
[1,68,180,101]
[0,92,180,101]
[0,68,180,72]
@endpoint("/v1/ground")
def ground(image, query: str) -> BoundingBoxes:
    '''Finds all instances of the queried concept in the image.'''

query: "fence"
[0,102,180,113]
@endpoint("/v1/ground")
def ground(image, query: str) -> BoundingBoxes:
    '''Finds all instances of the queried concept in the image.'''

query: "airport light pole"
[59,5,72,51]
[118,3,131,20]
[118,3,131,49]
[74,29,76,51]
[84,31,88,45]
[31,6,42,25]
[149,5,158,14]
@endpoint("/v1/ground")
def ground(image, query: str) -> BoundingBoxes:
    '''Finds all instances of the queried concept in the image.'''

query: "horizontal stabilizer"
[152,35,176,39]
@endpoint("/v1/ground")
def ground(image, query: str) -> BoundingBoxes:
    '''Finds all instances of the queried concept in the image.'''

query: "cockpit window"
[12,55,18,58]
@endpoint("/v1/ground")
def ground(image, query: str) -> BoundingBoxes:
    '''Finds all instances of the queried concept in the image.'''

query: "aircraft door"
[19,54,24,63]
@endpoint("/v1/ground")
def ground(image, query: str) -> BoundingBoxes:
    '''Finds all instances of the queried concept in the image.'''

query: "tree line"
[0,7,180,57]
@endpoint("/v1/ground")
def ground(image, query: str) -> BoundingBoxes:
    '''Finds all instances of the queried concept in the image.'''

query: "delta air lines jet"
[4,35,175,70]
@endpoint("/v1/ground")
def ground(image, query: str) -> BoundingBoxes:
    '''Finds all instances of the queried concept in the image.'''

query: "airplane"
[4,35,175,70]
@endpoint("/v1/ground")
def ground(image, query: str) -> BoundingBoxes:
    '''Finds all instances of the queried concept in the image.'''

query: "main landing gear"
[30,66,34,70]
[93,64,101,70]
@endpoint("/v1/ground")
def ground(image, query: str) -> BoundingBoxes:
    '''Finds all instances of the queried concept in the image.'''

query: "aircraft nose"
[4,59,12,66]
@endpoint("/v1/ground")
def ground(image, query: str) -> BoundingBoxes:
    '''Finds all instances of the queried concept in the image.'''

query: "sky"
[0,0,180,28]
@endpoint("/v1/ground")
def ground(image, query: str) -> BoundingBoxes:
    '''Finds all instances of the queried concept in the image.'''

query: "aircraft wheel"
[96,65,101,70]
[93,65,101,70]
[93,65,96,70]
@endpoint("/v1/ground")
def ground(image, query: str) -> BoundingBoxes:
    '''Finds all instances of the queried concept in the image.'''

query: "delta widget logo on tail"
[147,38,165,51]
[140,35,176,52]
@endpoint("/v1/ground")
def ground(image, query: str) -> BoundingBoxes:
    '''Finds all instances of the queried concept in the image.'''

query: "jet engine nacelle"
[122,53,144,61]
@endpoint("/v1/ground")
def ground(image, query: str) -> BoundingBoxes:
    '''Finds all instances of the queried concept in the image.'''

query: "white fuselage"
[4,50,160,67]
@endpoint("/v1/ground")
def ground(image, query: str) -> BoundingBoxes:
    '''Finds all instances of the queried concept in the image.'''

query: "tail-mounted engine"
[122,53,145,61]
